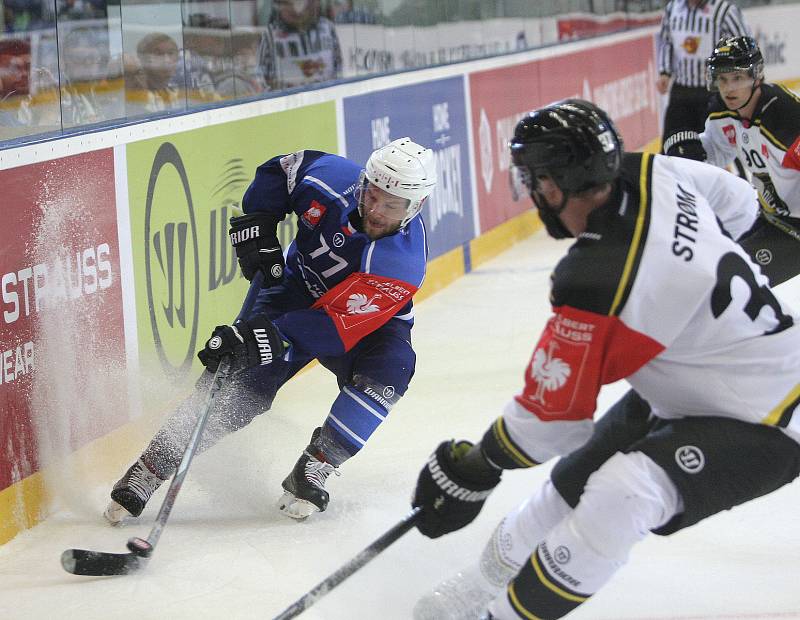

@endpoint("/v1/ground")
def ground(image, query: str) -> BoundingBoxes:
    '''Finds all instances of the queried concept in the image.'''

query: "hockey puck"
[126,537,153,558]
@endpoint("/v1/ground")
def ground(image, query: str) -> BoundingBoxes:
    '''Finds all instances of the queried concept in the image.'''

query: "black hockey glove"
[197,314,286,374]
[229,213,284,286]
[663,130,707,162]
[412,440,502,539]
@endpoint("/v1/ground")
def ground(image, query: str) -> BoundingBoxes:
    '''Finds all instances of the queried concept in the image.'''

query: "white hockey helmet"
[359,137,437,227]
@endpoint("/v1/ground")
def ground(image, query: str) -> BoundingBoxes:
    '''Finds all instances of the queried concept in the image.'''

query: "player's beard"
[363,210,401,240]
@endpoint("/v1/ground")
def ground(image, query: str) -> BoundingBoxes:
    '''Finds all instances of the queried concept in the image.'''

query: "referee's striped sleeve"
[721,4,751,38]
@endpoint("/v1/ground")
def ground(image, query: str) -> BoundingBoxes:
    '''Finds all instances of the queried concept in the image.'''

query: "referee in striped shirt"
[657,0,751,149]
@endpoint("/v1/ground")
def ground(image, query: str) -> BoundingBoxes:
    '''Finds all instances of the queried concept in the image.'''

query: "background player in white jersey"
[105,138,436,523]
[657,0,750,151]
[409,100,800,620]
[666,35,800,286]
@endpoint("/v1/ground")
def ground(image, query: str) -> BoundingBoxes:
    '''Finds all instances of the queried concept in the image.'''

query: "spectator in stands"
[330,0,378,24]
[0,38,38,137]
[125,32,184,114]
[59,24,124,127]
[125,31,220,115]
[257,0,342,91]
[215,31,268,98]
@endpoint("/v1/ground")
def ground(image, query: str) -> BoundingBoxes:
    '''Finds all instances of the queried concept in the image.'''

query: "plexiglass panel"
[1,0,793,147]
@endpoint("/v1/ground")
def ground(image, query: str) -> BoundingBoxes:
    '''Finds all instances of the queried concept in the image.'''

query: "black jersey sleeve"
[757,84,800,152]
[551,153,652,317]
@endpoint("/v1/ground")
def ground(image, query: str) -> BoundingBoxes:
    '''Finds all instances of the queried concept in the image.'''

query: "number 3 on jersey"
[711,252,793,335]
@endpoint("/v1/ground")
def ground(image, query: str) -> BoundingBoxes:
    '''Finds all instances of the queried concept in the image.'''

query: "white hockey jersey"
[700,83,800,218]
[497,153,800,466]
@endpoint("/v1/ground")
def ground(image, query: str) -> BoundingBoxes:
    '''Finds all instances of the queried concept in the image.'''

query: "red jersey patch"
[723,124,737,146]
[515,306,664,422]
[312,272,418,351]
[302,200,327,228]
[761,143,769,159]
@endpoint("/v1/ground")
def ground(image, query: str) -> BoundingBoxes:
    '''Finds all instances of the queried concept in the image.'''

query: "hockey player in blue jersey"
[105,137,437,522]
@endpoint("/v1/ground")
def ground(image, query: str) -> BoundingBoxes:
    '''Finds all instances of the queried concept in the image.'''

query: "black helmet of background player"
[706,36,764,109]
[509,99,623,239]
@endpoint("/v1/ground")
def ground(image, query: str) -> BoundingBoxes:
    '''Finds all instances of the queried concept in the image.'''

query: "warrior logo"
[723,124,737,146]
[144,142,200,378]
[554,546,571,564]
[253,328,274,365]
[530,341,572,405]
[675,445,705,473]
[755,248,773,264]
[346,292,382,314]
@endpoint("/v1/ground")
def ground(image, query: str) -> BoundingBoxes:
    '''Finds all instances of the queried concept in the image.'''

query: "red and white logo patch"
[723,124,737,146]
[761,143,769,159]
[517,326,591,420]
[312,273,417,350]
[302,200,327,228]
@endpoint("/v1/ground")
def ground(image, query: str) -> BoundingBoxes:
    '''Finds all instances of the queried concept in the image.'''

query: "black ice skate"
[278,429,339,520]
[104,458,166,525]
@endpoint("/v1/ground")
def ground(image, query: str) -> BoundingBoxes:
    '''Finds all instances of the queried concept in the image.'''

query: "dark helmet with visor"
[706,35,764,92]
[509,99,623,238]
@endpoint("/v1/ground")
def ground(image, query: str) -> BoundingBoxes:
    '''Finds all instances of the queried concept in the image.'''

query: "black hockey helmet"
[705,36,764,91]
[509,99,623,198]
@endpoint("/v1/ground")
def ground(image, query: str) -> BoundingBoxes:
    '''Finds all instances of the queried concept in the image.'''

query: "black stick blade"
[61,548,143,576]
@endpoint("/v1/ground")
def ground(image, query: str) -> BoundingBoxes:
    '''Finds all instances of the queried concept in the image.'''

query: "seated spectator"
[125,32,185,114]
[125,31,218,115]
[0,38,40,138]
[59,24,124,128]
[214,30,267,98]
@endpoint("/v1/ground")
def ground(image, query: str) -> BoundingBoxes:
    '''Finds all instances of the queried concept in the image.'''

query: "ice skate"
[104,458,166,525]
[413,525,519,620]
[278,428,339,520]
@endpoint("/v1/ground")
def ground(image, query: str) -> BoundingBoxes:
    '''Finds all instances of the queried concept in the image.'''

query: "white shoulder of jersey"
[655,154,758,240]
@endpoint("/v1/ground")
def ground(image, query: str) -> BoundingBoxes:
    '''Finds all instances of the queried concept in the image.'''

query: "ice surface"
[2,231,799,620]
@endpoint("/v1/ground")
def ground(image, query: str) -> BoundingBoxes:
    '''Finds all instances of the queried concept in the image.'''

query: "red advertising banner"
[470,33,659,232]
[0,150,126,493]
[557,14,661,41]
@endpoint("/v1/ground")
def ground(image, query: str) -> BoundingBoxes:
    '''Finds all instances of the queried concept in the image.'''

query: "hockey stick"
[760,210,800,244]
[61,272,264,576]
[271,506,422,620]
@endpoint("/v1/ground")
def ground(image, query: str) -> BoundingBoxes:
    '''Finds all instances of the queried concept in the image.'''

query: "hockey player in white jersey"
[410,99,800,620]
[664,35,800,285]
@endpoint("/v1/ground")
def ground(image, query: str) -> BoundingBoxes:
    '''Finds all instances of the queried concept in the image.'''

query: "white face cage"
[359,137,437,227]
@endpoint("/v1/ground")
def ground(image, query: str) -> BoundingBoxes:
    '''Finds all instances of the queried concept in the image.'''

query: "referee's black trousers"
[662,84,713,147]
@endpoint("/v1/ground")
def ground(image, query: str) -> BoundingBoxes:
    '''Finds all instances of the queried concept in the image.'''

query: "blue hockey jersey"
[241,150,428,357]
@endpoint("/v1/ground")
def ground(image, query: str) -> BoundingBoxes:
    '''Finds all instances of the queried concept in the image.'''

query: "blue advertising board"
[343,76,476,259]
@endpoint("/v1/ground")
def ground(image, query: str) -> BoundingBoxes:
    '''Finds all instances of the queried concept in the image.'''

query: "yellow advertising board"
[125,102,337,386]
